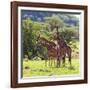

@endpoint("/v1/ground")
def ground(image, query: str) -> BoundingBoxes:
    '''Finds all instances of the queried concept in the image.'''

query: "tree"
[22,18,34,58]
[44,15,64,32]
[22,17,48,59]
[59,27,79,44]
[44,15,65,44]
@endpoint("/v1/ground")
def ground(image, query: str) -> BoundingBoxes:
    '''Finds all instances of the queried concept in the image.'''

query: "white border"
[18,7,84,83]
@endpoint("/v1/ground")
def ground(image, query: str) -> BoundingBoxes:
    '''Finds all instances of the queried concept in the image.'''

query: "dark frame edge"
[10,1,12,88]
[11,2,18,88]
[11,1,87,10]
[12,80,87,88]
[84,6,88,84]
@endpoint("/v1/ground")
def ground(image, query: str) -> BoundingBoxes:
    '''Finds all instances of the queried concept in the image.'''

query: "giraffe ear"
[38,34,40,38]
[37,34,40,41]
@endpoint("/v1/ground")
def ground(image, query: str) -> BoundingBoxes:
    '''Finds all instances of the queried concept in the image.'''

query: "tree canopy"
[21,14,79,59]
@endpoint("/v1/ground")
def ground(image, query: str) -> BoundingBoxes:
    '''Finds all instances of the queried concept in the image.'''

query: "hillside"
[21,10,79,27]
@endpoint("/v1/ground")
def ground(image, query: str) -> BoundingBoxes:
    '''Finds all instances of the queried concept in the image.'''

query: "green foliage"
[34,44,48,60]
[44,15,64,31]
[59,27,79,44]
[70,40,80,58]
[22,15,79,59]
[22,18,34,58]
[32,22,42,31]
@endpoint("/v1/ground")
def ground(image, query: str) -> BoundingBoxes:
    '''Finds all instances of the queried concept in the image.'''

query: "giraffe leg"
[54,59,56,67]
[49,59,51,67]
[62,56,65,67]
[69,56,71,67]
[57,57,60,68]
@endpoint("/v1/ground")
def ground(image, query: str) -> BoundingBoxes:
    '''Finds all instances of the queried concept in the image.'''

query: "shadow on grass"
[31,69,51,72]
[60,65,75,70]
[68,66,75,70]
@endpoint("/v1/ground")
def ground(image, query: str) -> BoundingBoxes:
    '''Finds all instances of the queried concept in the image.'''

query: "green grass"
[23,58,80,77]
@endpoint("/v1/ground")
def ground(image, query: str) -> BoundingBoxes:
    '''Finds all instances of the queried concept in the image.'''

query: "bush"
[32,56,42,60]
[24,55,29,61]
[60,27,79,44]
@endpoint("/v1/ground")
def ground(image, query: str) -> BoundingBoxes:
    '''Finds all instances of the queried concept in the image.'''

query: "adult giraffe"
[54,31,72,67]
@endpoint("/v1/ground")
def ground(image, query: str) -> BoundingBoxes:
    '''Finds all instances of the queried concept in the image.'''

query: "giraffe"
[37,34,72,67]
[37,36,57,67]
[53,32,72,67]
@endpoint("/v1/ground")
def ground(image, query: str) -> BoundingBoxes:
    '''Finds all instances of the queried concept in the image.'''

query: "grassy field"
[23,58,80,77]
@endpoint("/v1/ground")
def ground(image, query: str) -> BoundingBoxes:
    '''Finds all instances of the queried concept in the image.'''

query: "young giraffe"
[37,36,58,67]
